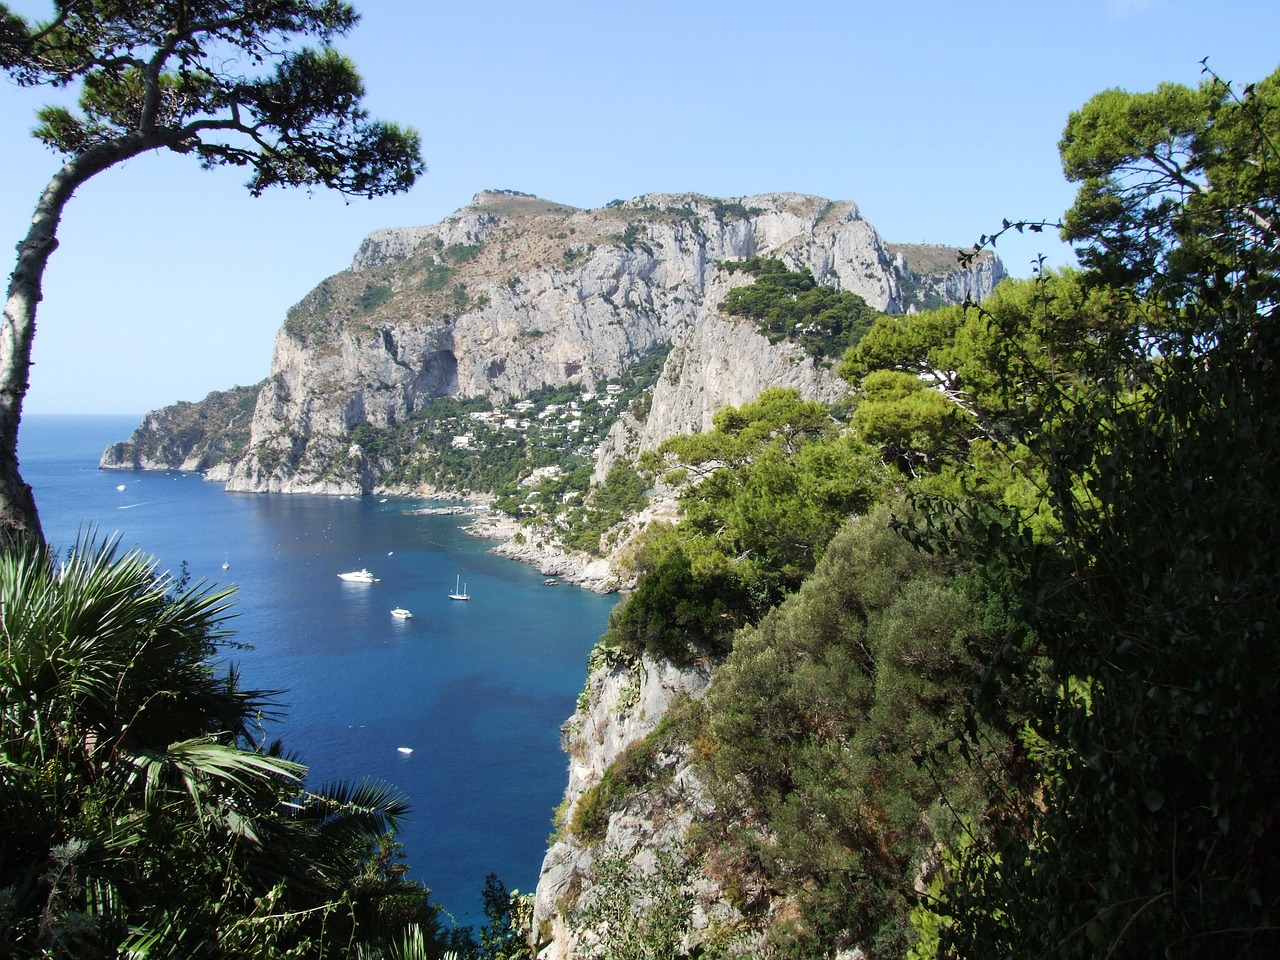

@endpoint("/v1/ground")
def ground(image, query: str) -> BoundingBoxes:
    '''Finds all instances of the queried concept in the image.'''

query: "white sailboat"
[449,575,469,601]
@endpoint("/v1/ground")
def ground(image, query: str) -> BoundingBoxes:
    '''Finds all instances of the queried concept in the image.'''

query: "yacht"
[338,569,379,583]
[390,607,413,619]
[449,575,470,600]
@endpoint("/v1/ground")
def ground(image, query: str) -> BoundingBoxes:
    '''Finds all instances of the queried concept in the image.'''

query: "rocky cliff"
[100,384,260,476]
[533,653,722,959]
[101,190,1002,496]
[96,191,1007,957]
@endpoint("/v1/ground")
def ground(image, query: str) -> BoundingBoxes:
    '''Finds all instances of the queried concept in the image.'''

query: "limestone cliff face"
[206,191,1001,494]
[533,655,716,959]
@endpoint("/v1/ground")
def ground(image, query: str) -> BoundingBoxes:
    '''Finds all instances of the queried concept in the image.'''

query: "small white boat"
[338,569,379,583]
[397,746,413,755]
[449,575,469,601]
[390,607,413,619]
[116,484,125,491]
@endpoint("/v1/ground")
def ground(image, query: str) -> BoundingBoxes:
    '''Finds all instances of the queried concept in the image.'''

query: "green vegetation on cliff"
[693,504,997,957]
[359,348,668,536]
[606,387,889,661]
[719,257,881,362]
[102,384,263,471]
[568,64,1280,960]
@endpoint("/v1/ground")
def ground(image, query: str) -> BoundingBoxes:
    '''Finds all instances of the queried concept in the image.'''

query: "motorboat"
[390,607,413,619]
[338,569,379,583]
[449,575,469,600]
[397,746,413,755]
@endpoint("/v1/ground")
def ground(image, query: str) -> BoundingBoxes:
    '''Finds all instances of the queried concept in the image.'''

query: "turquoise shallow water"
[19,414,617,922]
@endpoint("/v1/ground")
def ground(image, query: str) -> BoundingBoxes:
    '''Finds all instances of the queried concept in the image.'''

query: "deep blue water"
[18,414,616,923]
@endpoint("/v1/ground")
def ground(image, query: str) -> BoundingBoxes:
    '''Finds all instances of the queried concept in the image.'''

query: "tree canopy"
[606,388,888,662]
[906,64,1280,960]
[719,257,881,362]
[0,0,425,544]
[570,62,1280,960]
[1059,62,1280,304]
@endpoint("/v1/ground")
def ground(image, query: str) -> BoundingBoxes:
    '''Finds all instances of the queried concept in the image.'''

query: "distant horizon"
[24,411,146,420]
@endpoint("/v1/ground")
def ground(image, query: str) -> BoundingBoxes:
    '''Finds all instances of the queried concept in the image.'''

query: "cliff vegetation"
[533,65,1280,960]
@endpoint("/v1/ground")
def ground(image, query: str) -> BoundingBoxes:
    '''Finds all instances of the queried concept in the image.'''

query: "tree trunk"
[0,180,68,547]
[1,137,163,548]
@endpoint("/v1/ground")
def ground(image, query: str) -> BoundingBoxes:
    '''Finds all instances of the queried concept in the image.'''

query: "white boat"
[338,569,379,583]
[397,746,413,755]
[449,575,469,601]
[390,607,413,619]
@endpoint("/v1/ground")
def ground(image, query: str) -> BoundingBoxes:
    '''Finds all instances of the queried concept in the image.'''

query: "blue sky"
[3,1,1278,414]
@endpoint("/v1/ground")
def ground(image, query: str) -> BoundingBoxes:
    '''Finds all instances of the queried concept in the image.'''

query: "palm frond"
[301,776,413,835]
[128,737,304,835]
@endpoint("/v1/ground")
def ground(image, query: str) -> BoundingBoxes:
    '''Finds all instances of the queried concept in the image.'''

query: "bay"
[18,414,616,923]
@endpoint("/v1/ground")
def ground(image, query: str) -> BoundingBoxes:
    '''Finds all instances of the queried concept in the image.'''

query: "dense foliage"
[692,504,996,958]
[719,257,880,362]
[0,536,460,958]
[911,64,1280,960]
[604,388,890,662]
[570,62,1280,960]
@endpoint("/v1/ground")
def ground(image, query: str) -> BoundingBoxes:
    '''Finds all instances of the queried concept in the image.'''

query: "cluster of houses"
[449,383,625,451]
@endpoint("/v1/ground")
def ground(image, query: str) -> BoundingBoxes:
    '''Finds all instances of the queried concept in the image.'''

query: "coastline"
[461,508,624,594]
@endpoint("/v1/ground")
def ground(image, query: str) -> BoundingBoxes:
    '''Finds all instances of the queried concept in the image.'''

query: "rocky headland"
[101,189,1000,586]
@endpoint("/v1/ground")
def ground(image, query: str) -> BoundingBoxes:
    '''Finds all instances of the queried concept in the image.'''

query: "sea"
[18,414,617,924]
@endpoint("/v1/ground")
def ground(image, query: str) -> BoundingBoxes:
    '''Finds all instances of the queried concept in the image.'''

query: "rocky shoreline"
[460,508,624,594]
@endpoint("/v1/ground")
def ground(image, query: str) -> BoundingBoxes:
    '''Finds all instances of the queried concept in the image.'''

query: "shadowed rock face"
[104,190,1002,494]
